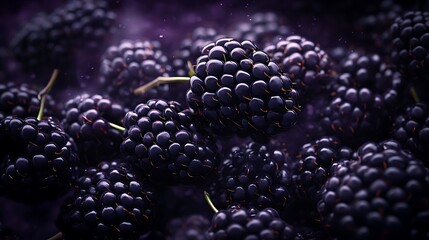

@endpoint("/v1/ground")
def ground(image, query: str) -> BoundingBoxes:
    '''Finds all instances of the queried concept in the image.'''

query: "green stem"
[410,85,421,103]
[37,69,59,121]
[187,61,195,77]
[134,77,190,96]
[417,0,425,11]
[204,191,219,213]
[108,122,126,132]
[47,232,63,240]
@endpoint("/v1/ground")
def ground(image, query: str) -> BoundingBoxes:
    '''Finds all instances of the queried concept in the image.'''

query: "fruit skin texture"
[392,103,429,166]
[120,99,219,186]
[0,116,79,202]
[61,94,126,166]
[57,161,155,240]
[317,140,429,240]
[208,206,296,240]
[390,11,429,78]
[186,38,300,142]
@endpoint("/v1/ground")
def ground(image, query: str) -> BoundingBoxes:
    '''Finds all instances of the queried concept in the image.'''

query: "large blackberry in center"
[186,38,300,142]
[120,99,219,186]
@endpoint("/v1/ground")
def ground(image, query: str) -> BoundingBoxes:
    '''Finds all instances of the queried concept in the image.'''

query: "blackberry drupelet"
[390,11,429,78]
[172,27,223,77]
[0,116,79,202]
[208,141,293,212]
[319,53,403,148]
[120,99,219,185]
[61,94,126,166]
[100,40,172,108]
[318,140,429,239]
[186,37,300,142]
[392,103,429,164]
[0,82,56,121]
[229,12,290,48]
[208,206,297,240]
[57,160,156,239]
[264,35,332,101]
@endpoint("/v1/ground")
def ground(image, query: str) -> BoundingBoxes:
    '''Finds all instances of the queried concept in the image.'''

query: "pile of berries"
[1,0,429,239]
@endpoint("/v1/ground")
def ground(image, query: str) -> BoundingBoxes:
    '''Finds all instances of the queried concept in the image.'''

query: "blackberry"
[99,40,172,108]
[319,53,403,147]
[229,12,290,48]
[11,0,116,82]
[0,116,79,202]
[61,94,126,166]
[208,206,297,240]
[208,141,293,212]
[57,160,156,239]
[186,38,300,142]
[0,82,56,121]
[392,103,429,164]
[290,136,353,202]
[120,99,219,185]
[264,35,332,101]
[318,140,429,239]
[390,11,429,78]
[172,27,223,77]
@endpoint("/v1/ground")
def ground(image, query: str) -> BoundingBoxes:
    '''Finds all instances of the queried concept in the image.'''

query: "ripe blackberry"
[208,206,297,240]
[11,0,115,77]
[57,160,156,239]
[229,12,290,48]
[99,40,172,108]
[0,116,79,202]
[172,27,224,77]
[319,53,403,147]
[61,94,126,166]
[318,140,429,239]
[390,11,429,78]
[290,136,353,202]
[264,35,332,101]
[0,82,56,121]
[208,141,293,212]
[392,103,429,164]
[120,99,219,185]
[186,38,300,142]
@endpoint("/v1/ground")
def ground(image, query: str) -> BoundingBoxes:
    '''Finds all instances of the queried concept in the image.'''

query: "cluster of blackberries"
[2,0,429,239]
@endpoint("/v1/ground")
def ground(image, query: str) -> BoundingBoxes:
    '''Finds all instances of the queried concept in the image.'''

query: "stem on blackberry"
[108,122,126,132]
[204,191,219,213]
[37,69,59,120]
[47,232,63,240]
[187,60,195,77]
[133,77,190,96]
[410,85,421,103]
